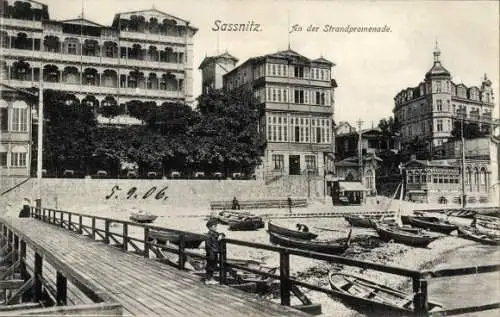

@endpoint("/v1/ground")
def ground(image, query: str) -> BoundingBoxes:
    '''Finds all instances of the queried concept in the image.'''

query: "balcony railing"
[0,18,42,29]
[120,31,189,45]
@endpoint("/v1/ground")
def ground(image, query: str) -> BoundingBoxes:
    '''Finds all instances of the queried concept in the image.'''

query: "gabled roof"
[312,57,335,66]
[199,52,238,70]
[112,8,197,31]
[59,18,105,28]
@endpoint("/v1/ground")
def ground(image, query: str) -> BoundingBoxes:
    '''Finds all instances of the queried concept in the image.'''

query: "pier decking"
[0,215,308,316]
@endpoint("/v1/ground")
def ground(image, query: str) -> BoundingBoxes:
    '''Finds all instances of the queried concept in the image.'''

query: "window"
[437,119,443,132]
[305,155,316,170]
[294,66,304,78]
[105,45,114,57]
[271,64,276,76]
[10,152,26,167]
[68,43,77,55]
[12,108,27,132]
[436,81,442,93]
[0,152,6,166]
[272,154,284,170]
[0,107,8,131]
[436,100,442,111]
[294,90,304,104]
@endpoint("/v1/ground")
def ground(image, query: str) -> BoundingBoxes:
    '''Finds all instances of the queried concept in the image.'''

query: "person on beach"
[18,198,31,218]
[470,217,477,228]
[204,218,225,285]
[231,197,240,210]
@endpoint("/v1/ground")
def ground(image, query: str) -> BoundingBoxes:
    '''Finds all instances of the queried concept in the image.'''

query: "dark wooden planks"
[1,217,309,317]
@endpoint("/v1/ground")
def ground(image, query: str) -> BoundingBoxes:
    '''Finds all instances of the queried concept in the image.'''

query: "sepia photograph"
[0,0,498,316]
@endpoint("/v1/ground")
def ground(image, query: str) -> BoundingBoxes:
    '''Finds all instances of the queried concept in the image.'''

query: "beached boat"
[328,272,443,315]
[477,220,500,231]
[375,224,440,247]
[228,217,265,231]
[445,209,477,218]
[148,230,205,249]
[217,210,256,225]
[129,210,158,223]
[457,227,500,246]
[368,218,397,229]
[268,230,351,254]
[407,216,458,234]
[344,215,376,228]
[268,221,318,240]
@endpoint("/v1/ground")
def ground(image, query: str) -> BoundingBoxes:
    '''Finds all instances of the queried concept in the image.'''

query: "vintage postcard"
[0,0,498,316]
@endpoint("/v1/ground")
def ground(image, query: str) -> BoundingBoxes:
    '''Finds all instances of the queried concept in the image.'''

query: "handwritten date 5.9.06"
[105,185,169,200]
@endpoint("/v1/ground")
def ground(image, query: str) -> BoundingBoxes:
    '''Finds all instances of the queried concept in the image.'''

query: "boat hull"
[268,221,318,240]
[408,216,457,234]
[149,230,205,249]
[129,213,158,223]
[376,225,439,247]
[269,232,349,254]
[228,219,265,231]
[457,227,500,246]
[328,272,443,316]
[344,216,373,228]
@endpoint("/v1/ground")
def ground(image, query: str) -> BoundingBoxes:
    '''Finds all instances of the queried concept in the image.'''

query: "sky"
[41,0,499,128]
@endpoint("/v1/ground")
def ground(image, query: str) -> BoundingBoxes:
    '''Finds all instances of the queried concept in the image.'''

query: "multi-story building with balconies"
[0,0,197,124]
[393,43,495,151]
[219,49,337,180]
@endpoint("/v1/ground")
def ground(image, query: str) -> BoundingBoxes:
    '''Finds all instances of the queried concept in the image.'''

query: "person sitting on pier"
[231,197,240,210]
[470,217,477,228]
[204,218,225,285]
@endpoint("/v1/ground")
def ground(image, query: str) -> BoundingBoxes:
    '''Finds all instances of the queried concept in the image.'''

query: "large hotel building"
[393,44,494,150]
[0,0,196,177]
[201,49,337,179]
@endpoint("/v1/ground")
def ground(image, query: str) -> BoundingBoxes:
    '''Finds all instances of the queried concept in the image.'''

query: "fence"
[30,206,500,317]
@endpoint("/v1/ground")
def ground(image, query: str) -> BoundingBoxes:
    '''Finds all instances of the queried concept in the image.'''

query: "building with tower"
[0,0,197,125]
[393,43,495,151]
[199,52,238,92]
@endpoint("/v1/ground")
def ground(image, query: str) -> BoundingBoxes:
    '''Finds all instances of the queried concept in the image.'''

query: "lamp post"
[460,114,466,207]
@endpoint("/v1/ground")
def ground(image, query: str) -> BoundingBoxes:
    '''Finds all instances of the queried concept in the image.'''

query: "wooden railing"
[30,206,500,317]
[0,218,122,315]
[30,206,207,270]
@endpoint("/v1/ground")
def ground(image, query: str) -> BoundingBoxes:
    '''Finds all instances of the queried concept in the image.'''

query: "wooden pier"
[0,215,309,316]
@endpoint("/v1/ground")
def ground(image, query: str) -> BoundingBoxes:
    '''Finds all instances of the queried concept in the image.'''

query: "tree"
[42,90,97,174]
[195,87,265,175]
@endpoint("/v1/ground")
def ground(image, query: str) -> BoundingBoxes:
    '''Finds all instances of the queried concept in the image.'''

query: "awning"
[339,181,369,192]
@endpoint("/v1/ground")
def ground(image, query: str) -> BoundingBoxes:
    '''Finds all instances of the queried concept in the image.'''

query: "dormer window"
[294,66,304,78]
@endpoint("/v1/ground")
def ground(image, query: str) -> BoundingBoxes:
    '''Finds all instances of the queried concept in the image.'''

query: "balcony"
[0,18,42,29]
[265,102,333,114]
[120,31,189,45]
[265,76,332,88]
[0,131,30,142]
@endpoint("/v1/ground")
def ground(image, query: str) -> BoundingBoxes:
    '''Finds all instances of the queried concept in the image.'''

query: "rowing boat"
[129,210,158,223]
[328,272,443,315]
[457,226,500,246]
[268,221,318,240]
[375,224,440,248]
[344,215,375,228]
[268,230,351,254]
[148,230,205,249]
[228,217,265,231]
[217,210,257,225]
[407,216,458,234]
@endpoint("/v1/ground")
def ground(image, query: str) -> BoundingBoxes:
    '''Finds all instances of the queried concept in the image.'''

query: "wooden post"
[20,240,29,302]
[34,253,43,301]
[143,227,150,258]
[42,208,46,222]
[13,235,19,263]
[91,218,96,240]
[78,216,83,234]
[60,211,63,228]
[122,223,128,251]
[68,213,72,231]
[280,250,291,306]
[35,199,41,220]
[56,271,67,305]
[178,233,186,270]
[104,220,110,244]
[413,277,429,316]
[218,238,227,285]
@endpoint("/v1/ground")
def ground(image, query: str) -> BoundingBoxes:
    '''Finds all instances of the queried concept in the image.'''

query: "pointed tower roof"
[425,41,450,79]
[482,73,492,87]
[198,52,238,69]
